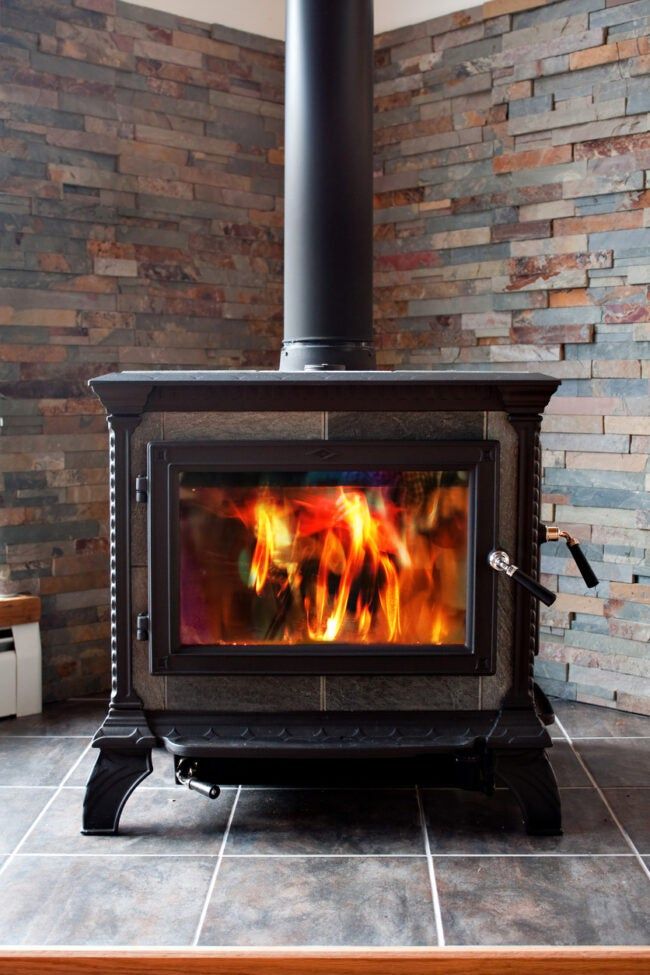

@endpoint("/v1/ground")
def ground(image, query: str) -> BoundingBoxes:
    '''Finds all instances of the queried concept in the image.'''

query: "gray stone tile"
[0,855,214,945]
[327,411,484,441]
[165,675,321,711]
[549,718,566,740]
[0,788,55,853]
[22,786,236,856]
[574,740,650,788]
[546,741,591,787]
[162,411,323,440]
[67,745,177,788]
[0,738,89,787]
[227,789,423,855]
[0,700,107,737]
[200,856,437,946]
[435,856,650,945]
[325,675,479,710]
[553,700,650,739]
[604,789,650,854]
[422,787,627,855]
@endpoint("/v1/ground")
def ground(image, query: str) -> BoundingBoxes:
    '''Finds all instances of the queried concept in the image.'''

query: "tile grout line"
[191,784,242,947]
[415,786,445,947]
[0,739,94,882]
[0,735,91,739]
[5,852,642,860]
[553,714,650,882]
[567,736,650,741]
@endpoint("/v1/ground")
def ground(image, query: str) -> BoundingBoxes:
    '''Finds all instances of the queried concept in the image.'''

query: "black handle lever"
[566,540,599,589]
[510,565,556,607]
[488,550,556,607]
[176,760,220,800]
[188,778,220,800]
[541,526,599,589]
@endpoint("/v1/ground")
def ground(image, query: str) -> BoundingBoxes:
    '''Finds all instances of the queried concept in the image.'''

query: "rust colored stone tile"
[511,323,593,344]
[171,30,238,61]
[493,144,572,172]
[483,0,544,17]
[549,289,592,307]
[554,211,643,235]
[569,45,619,71]
[575,131,650,160]
[492,219,551,242]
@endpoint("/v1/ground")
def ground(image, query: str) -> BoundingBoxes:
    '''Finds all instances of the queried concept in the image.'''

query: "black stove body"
[83,369,564,837]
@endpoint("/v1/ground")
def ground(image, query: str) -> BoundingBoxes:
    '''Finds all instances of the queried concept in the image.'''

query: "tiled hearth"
[0,699,648,947]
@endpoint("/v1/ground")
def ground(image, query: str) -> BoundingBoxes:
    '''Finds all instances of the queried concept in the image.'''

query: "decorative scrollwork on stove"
[106,413,142,708]
[507,412,544,707]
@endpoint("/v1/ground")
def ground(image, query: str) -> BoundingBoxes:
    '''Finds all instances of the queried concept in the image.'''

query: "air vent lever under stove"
[176,760,220,800]
[488,549,556,607]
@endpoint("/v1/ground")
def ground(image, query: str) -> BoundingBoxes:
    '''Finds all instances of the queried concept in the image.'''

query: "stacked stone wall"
[373,0,650,713]
[1,0,648,710]
[0,0,284,698]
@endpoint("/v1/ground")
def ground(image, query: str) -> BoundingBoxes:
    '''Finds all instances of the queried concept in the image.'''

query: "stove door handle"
[488,549,556,607]
[509,565,557,607]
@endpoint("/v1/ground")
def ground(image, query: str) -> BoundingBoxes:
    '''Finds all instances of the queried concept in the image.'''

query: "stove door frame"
[147,439,499,676]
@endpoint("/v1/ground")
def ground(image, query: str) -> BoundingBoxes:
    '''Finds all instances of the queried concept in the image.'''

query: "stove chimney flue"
[280,0,376,371]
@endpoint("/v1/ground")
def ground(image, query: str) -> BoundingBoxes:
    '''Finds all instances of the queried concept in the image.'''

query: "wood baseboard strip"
[0,947,648,975]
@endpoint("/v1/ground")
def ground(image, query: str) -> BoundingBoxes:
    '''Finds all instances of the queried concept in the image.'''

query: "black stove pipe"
[280,0,376,371]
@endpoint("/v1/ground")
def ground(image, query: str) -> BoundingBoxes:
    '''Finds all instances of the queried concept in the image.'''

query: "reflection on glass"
[179,470,469,647]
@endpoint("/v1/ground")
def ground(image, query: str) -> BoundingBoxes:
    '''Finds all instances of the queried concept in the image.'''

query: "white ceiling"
[126,0,471,40]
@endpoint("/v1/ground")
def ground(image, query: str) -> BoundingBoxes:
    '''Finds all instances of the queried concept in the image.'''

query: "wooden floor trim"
[0,947,648,975]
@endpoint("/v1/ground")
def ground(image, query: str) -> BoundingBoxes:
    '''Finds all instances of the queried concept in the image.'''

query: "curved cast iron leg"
[82,747,152,835]
[495,748,562,836]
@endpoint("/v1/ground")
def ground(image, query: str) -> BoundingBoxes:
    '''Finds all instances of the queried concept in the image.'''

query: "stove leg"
[495,748,562,836]
[81,747,152,835]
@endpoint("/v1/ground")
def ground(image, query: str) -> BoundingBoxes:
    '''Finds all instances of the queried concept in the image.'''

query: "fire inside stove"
[179,470,469,648]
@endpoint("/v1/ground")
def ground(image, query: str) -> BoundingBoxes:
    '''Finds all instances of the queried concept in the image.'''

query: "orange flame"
[430,606,448,645]
[249,502,273,593]
[181,477,468,647]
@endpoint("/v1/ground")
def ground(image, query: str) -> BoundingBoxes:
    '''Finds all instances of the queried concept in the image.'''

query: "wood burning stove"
[81,1,598,839]
[81,369,579,838]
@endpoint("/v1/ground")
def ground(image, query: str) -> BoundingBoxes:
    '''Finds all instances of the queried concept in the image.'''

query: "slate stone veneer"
[0,0,648,711]
[130,408,515,712]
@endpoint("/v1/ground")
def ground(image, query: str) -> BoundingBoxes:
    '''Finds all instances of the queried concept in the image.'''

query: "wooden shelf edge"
[0,594,41,628]
[0,946,648,975]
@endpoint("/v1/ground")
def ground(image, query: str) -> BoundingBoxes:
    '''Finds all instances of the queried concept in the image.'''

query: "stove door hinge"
[135,474,148,504]
[136,612,149,642]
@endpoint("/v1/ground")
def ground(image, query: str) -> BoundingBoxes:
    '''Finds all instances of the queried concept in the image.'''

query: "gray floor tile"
[604,789,650,854]
[0,854,214,946]
[22,786,236,856]
[199,855,437,946]
[553,700,650,739]
[435,856,650,945]
[539,742,590,788]
[574,739,650,788]
[423,787,627,855]
[227,789,423,855]
[0,701,107,737]
[0,788,55,853]
[0,738,89,787]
